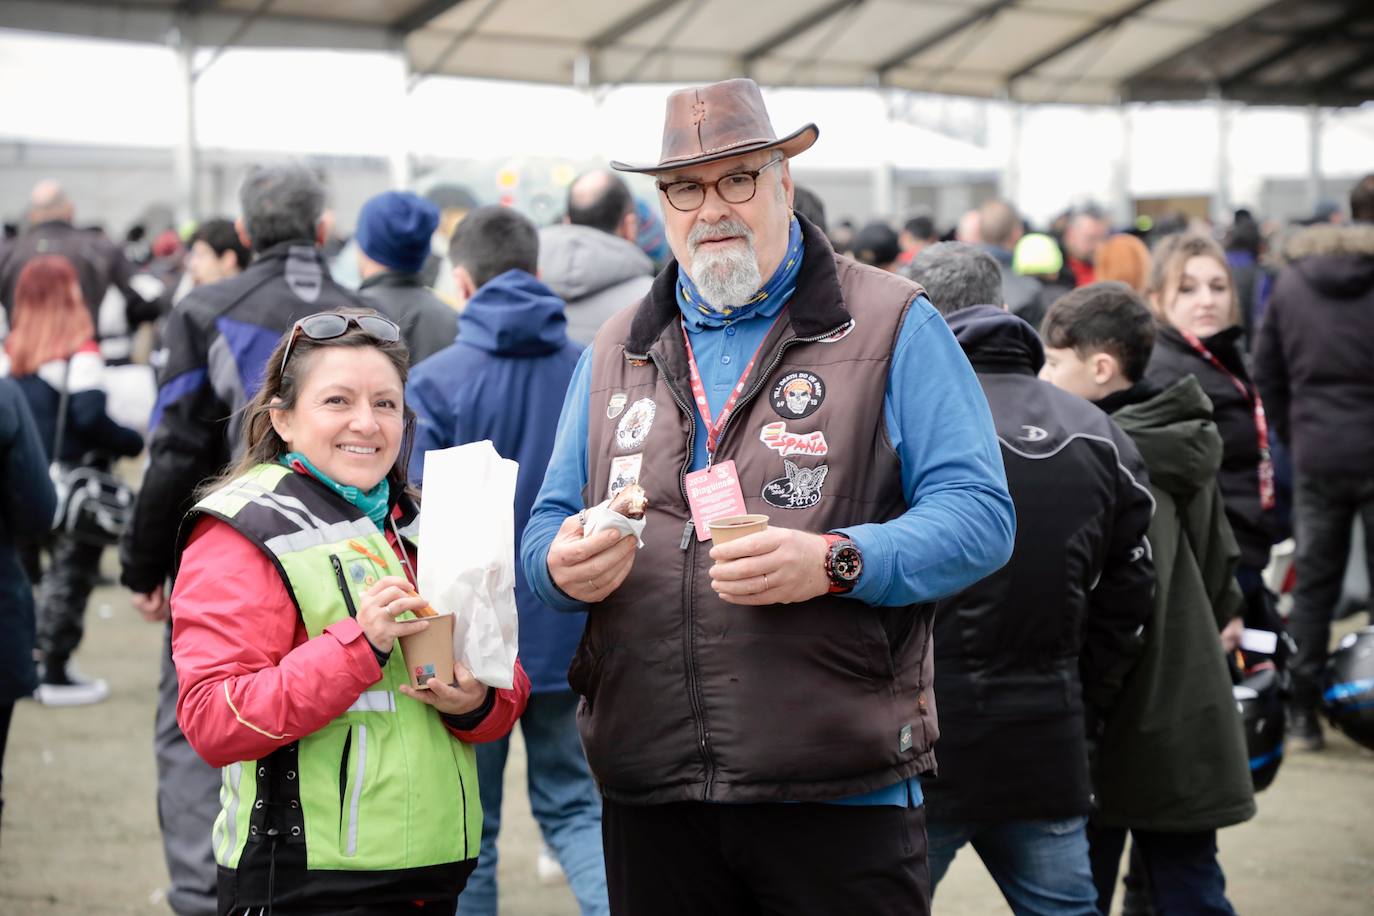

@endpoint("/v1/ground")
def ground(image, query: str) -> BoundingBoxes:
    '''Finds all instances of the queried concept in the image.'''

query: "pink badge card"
[684,460,748,541]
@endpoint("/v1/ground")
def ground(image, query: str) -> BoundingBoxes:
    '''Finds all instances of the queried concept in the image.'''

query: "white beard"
[687,221,762,311]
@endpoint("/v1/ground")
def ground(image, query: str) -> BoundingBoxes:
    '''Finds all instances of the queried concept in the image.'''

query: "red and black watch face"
[831,543,862,582]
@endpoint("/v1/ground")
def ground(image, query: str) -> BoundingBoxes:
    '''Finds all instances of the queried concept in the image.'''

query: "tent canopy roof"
[3,0,1371,106]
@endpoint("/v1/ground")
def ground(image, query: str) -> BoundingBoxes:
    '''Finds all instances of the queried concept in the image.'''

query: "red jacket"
[172,515,529,768]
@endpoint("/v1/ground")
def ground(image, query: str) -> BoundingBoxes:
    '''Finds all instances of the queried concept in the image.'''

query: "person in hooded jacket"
[0,377,56,841]
[909,244,1154,915]
[1144,232,1280,658]
[1254,175,1374,751]
[1041,282,1254,916]
[407,206,607,916]
[539,171,655,348]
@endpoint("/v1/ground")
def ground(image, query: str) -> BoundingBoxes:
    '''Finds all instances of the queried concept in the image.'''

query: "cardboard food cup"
[397,612,455,690]
[707,514,770,543]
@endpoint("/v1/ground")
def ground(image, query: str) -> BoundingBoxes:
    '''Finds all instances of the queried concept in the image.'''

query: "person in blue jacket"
[406,205,606,916]
[0,376,58,841]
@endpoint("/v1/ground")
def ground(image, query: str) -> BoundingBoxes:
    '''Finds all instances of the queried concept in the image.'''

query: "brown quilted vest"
[573,217,938,804]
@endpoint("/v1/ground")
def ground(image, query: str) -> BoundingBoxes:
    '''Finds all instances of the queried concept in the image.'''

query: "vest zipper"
[648,350,714,795]
[330,555,358,618]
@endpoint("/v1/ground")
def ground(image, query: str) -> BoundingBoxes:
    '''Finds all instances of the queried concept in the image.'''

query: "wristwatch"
[822,534,863,594]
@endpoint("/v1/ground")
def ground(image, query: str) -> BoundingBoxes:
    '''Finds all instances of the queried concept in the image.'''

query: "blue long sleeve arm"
[521,347,593,613]
[836,300,1016,607]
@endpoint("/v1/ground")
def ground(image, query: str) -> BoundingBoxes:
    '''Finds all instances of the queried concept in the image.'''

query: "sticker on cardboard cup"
[685,459,748,541]
[415,663,437,685]
[608,454,643,496]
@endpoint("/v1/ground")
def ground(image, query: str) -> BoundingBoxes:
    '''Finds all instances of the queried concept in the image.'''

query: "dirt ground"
[1,555,1371,915]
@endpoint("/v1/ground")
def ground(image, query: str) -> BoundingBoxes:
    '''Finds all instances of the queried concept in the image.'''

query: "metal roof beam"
[1221,10,1364,88]
[588,0,685,49]
[874,0,1018,77]
[741,0,862,64]
[1006,0,1161,86]
[392,0,473,35]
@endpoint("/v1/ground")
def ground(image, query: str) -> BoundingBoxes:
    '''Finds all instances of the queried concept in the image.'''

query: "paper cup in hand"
[398,612,456,690]
[707,514,769,543]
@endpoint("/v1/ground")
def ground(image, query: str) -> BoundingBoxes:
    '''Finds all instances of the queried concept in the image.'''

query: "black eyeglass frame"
[655,155,784,213]
[278,312,401,377]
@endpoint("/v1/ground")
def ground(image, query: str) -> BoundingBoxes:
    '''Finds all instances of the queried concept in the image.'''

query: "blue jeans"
[928,816,1099,916]
[457,690,608,916]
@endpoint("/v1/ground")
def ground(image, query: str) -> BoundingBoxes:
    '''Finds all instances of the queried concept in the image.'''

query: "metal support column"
[170,20,198,224]
[1213,89,1231,224]
[1003,97,1022,208]
[390,37,414,189]
[1307,104,1323,216]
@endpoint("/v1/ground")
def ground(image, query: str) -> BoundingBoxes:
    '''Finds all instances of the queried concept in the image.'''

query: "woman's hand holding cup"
[398,661,489,715]
[358,575,432,654]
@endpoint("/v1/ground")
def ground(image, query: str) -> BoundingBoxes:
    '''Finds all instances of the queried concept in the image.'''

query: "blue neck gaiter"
[281,451,391,529]
[677,216,803,330]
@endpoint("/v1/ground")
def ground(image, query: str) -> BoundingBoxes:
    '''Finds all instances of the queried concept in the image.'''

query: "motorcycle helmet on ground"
[1322,626,1374,751]
[1234,666,1285,791]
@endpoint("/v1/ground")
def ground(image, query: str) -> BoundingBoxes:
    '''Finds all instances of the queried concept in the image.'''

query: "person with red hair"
[3,255,143,706]
[1094,233,1152,293]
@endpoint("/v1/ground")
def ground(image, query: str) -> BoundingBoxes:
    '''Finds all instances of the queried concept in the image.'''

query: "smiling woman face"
[269,345,404,491]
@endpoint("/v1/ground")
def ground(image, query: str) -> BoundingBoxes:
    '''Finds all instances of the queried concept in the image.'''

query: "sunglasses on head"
[278,312,401,377]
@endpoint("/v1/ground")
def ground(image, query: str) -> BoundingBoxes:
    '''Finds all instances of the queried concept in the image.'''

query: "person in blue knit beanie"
[356,191,458,366]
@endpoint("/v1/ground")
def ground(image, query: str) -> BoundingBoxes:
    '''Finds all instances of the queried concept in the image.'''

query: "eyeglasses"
[278,312,401,377]
[656,156,783,212]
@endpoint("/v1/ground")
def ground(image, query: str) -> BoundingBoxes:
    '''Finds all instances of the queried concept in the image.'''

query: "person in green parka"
[1040,282,1255,916]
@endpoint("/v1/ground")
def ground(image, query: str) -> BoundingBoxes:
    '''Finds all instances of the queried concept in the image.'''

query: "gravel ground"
[1,555,1371,914]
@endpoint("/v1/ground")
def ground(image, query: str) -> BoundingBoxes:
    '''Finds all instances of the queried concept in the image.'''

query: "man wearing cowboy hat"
[523,78,1014,914]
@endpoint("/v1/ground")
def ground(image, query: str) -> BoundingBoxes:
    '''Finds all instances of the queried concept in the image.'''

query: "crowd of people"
[0,76,1371,916]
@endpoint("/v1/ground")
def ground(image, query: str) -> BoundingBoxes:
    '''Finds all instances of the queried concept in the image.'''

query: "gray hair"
[239,163,325,252]
[906,241,1004,316]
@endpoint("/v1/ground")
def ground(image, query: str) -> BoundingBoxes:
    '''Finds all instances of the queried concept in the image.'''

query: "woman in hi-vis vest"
[171,308,529,915]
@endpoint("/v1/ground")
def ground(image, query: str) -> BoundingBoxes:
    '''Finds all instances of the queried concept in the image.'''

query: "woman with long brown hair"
[2,255,143,706]
[1144,233,1280,613]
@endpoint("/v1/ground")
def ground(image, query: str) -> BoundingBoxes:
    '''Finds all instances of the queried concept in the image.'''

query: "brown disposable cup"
[397,612,456,690]
[707,514,770,543]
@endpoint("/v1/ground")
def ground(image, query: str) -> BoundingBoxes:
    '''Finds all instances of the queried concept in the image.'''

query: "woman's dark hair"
[200,307,417,502]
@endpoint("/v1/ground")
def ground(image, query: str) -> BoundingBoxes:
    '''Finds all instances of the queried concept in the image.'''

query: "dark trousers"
[601,797,930,916]
[1088,823,1235,916]
[1289,473,1374,709]
[0,700,12,840]
[156,624,221,916]
[35,532,104,675]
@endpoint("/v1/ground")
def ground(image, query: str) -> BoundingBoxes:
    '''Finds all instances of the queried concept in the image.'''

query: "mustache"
[688,219,754,251]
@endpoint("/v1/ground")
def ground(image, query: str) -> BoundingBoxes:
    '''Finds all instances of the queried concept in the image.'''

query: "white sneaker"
[36,675,110,707]
[536,846,566,885]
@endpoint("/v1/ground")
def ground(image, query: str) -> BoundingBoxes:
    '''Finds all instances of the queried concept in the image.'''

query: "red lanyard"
[1179,329,1276,511]
[681,318,779,457]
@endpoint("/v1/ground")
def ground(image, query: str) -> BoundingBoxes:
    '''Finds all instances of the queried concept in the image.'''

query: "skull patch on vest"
[762,459,829,510]
[770,371,825,419]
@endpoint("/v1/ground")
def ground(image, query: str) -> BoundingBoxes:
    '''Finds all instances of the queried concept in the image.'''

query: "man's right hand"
[547,514,637,603]
[131,585,169,623]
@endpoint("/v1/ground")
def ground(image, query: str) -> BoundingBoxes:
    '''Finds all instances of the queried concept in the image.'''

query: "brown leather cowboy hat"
[611,78,818,175]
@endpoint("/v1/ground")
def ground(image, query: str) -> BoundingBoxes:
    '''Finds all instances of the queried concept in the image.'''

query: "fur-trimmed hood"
[1285,223,1374,299]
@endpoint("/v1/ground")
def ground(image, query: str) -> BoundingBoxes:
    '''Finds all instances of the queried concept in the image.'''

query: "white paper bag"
[417,442,519,689]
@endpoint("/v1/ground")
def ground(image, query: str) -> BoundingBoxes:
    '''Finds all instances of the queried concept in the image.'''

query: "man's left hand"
[708,527,831,606]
